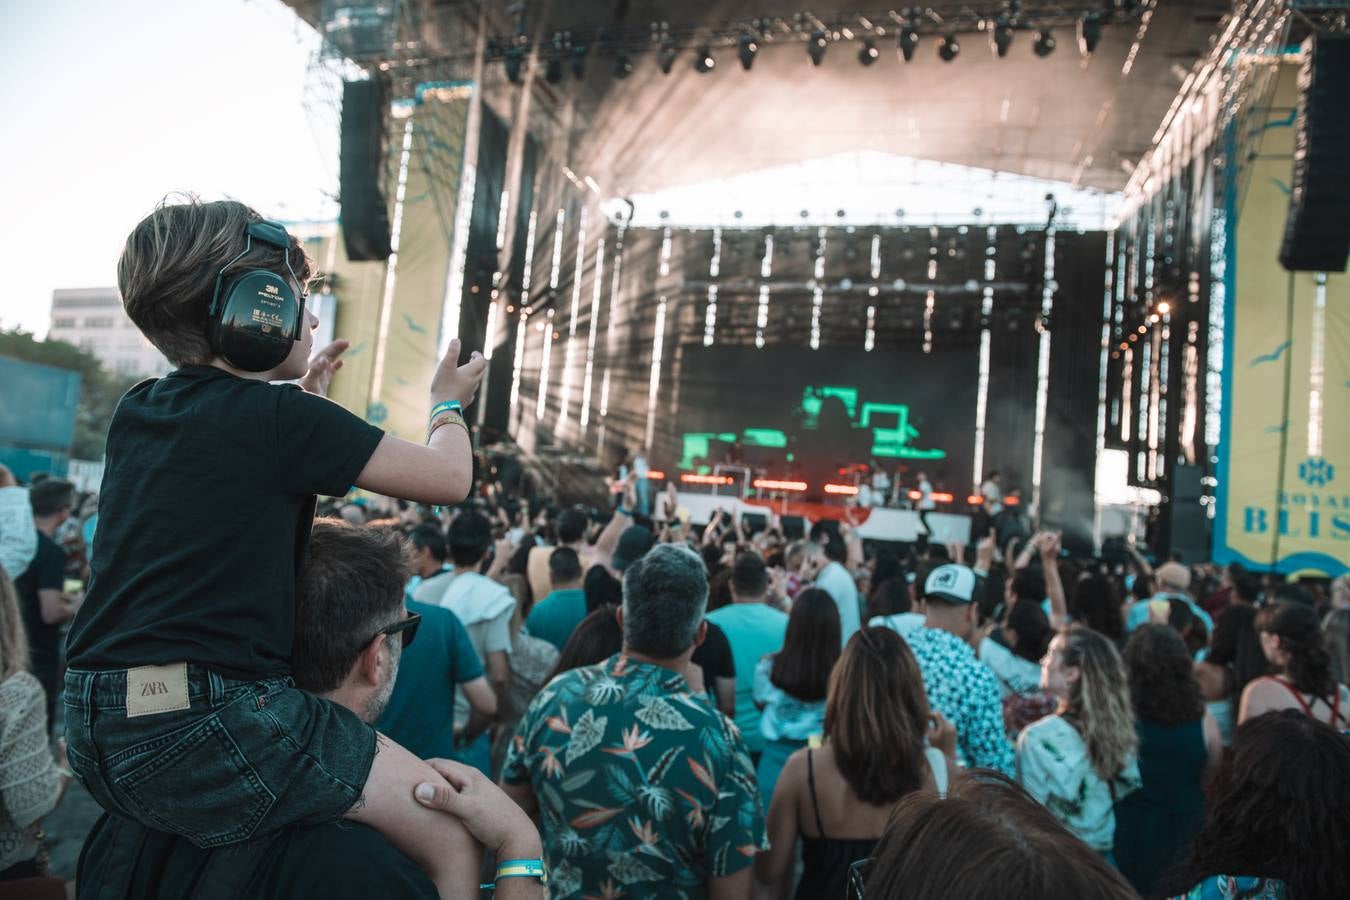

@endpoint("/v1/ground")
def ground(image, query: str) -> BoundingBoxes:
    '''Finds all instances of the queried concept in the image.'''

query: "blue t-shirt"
[706,602,788,754]
[376,600,483,759]
[525,588,587,651]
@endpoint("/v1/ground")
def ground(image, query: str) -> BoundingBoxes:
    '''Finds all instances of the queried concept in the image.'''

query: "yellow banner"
[1216,63,1350,575]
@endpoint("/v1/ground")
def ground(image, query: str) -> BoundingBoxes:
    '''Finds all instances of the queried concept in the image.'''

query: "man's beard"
[363,646,401,723]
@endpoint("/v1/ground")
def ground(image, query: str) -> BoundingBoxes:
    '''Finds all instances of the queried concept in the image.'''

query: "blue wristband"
[430,400,463,420]
[480,858,548,891]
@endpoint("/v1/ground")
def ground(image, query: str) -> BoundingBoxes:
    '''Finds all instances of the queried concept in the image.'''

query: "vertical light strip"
[1093,233,1116,549]
[870,234,882,280]
[1121,347,1134,443]
[599,367,611,418]
[558,208,588,431]
[810,228,827,349]
[439,158,477,359]
[922,290,936,354]
[1148,326,1162,480]
[548,208,565,290]
[755,234,773,349]
[645,296,667,449]
[579,238,605,431]
[509,310,528,412]
[1138,335,1152,480]
[521,209,538,297]
[659,226,673,277]
[495,190,511,250]
[535,309,554,420]
[704,227,721,347]
[370,116,415,403]
[483,300,498,360]
[1204,209,1226,455]
[864,305,876,352]
[1307,273,1327,456]
[1030,229,1056,515]
[973,226,997,492]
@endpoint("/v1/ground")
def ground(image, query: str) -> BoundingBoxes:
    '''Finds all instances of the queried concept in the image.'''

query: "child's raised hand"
[430,338,488,408]
[299,339,349,396]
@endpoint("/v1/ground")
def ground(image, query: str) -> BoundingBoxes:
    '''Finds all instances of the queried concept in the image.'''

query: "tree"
[0,329,141,460]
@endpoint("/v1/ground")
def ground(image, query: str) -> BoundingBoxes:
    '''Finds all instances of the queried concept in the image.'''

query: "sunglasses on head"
[376,612,421,649]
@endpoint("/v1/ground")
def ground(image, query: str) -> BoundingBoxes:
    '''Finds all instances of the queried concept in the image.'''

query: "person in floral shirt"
[502,543,766,899]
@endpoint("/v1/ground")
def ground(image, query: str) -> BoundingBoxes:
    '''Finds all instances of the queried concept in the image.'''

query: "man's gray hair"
[622,543,708,659]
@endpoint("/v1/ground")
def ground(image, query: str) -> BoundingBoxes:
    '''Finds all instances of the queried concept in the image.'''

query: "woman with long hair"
[1194,604,1267,744]
[754,627,955,899]
[1324,607,1350,686]
[1071,573,1126,644]
[1016,625,1140,856]
[1163,710,1350,899]
[753,588,841,806]
[546,604,622,681]
[1239,602,1350,729]
[0,573,68,883]
[862,772,1136,900]
[1114,625,1224,895]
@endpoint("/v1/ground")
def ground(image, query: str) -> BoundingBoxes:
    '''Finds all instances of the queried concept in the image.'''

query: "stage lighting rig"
[569,38,588,79]
[897,22,919,61]
[544,34,564,83]
[938,34,960,62]
[1079,12,1103,55]
[613,52,633,78]
[991,17,1014,57]
[1033,29,1056,57]
[807,29,828,66]
[738,31,758,70]
[503,45,526,84]
[657,37,676,74]
[858,38,879,65]
[694,45,715,73]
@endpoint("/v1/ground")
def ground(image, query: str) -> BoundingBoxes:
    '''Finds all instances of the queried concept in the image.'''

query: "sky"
[0,0,335,336]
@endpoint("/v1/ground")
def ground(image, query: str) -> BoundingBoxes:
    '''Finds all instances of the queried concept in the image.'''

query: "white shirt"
[981,480,1003,515]
[814,561,861,646]
[1017,715,1140,851]
[869,611,926,639]
[438,572,516,723]
[918,479,936,511]
[633,455,649,478]
[978,637,1043,699]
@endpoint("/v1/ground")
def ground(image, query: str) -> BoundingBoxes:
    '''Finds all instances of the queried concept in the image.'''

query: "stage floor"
[672,491,972,545]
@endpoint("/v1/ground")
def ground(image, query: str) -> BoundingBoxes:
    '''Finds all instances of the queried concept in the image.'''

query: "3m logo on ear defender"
[265,284,279,295]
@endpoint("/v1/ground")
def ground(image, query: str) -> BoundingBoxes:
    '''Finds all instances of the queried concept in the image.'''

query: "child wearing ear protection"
[61,198,500,897]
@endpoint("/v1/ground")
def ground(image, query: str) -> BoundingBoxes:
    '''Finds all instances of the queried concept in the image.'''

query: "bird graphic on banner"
[1249,340,1291,367]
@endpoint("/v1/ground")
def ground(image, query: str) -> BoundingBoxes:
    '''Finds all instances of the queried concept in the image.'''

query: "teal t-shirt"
[706,602,789,753]
[376,600,483,760]
[525,588,587,651]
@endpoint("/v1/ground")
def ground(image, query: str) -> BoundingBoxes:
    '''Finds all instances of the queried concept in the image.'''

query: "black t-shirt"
[66,367,384,679]
[15,530,65,670]
[77,813,438,899]
[692,619,736,703]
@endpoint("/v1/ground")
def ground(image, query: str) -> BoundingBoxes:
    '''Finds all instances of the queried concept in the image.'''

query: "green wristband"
[430,400,462,420]
[479,858,548,891]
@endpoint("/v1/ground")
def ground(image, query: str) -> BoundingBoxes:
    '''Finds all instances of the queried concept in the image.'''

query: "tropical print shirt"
[502,654,766,900]
[1170,876,1287,900]
[897,625,1016,774]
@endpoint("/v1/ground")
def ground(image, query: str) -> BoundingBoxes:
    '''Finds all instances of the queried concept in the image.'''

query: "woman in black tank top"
[755,627,955,899]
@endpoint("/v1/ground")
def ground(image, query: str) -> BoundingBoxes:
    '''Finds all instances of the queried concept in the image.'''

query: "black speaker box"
[340,80,393,262]
[1280,33,1350,273]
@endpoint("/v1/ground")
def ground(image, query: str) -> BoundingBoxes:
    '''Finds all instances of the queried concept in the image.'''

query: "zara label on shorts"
[126,662,191,718]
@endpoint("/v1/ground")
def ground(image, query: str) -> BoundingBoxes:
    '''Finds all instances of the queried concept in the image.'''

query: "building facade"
[48,288,169,376]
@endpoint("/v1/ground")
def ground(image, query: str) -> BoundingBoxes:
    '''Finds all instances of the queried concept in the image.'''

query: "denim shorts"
[64,665,377,849]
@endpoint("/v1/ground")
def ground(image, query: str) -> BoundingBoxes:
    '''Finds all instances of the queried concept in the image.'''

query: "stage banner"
[1214,63,1350,576]
[366,88,471,442]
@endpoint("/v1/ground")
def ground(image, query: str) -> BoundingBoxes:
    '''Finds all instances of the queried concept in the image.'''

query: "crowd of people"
[2,197,1349,899]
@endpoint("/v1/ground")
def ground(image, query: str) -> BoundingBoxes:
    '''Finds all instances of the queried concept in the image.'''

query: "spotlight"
[503,46,525,84]
[808,29,827,66]
[938,34,959,62]
[657,39,676,74]
[858,38,879,65]
[569,41,588,79]
[898,24,919,62]
[694,45,715,73]
[991,18,1013,58]
[738,31,758,70]
[545,33,564,83]
[1157,301,1171,314]
[612,53,633,79]
[1079,12,1103,55]
[1033,29,1056,57]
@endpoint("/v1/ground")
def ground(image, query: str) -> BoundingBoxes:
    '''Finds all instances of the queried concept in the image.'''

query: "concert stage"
[672,491,973,546]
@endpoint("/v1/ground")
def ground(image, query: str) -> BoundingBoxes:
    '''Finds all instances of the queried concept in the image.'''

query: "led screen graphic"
[676,346,978,493]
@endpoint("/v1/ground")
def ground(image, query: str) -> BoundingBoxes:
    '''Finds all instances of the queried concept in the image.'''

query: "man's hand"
[430,338,489,409]
[926,710,958,759]
[299,339,349,396]
[415,759,542,859]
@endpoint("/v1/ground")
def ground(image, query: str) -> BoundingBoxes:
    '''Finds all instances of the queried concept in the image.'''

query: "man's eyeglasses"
[847,858,868,899]
[377,613,421,649]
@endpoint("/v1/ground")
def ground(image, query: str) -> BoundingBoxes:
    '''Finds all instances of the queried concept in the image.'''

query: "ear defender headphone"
[206,220,304,372]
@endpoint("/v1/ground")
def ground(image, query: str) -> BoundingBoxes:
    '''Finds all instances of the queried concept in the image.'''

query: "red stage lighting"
[824,484,859,495]
[680,473,733,485]
[753,479,808,492]
[646,470,665,480]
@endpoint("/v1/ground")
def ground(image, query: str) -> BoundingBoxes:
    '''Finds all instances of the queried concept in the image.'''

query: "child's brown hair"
[117,196,314,367]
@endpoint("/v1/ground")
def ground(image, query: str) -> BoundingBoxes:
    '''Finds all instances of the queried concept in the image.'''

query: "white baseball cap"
[923,564,978,604]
